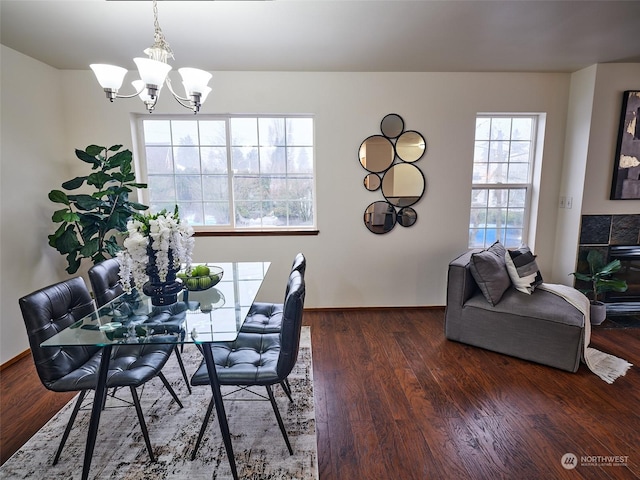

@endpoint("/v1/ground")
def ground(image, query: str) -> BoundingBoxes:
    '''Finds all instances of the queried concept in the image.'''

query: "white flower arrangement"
[117,207,194,293]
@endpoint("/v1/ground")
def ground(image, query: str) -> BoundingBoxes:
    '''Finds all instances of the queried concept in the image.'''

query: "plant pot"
[589,301,607,325]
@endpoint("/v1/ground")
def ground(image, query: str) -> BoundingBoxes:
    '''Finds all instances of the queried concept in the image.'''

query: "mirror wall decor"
[360,114,427,234]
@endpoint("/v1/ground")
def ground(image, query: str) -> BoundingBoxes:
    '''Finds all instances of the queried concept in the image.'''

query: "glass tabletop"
[41,262,270,348]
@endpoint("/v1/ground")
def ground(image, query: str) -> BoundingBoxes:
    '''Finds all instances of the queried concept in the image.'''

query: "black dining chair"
[88,258,191,393]
[190,269,306,459]
[18,276,182,465]
[238,253,305,401]
[240,253,306,334]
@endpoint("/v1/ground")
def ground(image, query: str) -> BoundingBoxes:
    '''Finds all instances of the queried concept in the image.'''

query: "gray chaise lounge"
[445,249,585,372]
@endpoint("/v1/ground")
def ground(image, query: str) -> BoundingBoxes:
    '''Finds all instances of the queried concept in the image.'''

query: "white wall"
[551,66,597,283]
[1,46,68,363]
[2,46,577,363]
[582,63,640,215]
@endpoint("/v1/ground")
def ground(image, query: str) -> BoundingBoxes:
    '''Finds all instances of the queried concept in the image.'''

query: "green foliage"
[48,144,148,274]
[570,249,628,302]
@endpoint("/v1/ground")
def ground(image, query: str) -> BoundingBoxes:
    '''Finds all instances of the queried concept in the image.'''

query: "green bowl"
[178,266,223,291]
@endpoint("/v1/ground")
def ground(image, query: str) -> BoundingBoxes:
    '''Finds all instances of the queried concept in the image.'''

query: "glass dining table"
[41,261,270,480]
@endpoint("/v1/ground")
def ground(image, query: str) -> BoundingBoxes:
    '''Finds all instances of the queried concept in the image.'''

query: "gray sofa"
[444,249,585,372]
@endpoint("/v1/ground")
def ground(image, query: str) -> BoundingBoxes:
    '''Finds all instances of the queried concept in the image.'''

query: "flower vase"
[142,246,183,306]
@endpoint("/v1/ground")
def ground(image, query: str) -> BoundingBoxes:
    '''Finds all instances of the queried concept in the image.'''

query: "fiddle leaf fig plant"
[48,144,148,274]
[570,249,628,303]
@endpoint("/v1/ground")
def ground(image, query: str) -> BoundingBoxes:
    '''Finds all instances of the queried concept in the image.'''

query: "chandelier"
[90,0,212,114]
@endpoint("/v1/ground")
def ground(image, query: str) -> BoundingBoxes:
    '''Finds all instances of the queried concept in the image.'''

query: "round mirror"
[396,130,426,163]
[359,135,394,173]
[364,201,396,234]
[381,163,425,207]
[380,113,404,139]
[397,207,418,227]
[363,173,381,191]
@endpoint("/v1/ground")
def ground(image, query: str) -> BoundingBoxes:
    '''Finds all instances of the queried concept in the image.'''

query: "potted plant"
[570,249,628,325]
[48,144,148,274]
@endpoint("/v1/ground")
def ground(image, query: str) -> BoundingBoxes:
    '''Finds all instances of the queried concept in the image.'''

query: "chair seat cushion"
[191,332,281,386]
[47,340,176,392]
[240,302,283,334]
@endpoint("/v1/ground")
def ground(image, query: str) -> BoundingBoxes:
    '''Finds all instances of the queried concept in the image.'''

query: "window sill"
[193,229,319,237]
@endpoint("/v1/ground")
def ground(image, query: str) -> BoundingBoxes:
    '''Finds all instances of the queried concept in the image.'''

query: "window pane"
[475,118,490,141]
[508,189,526,207]
[177,202,203,225]
[287,118,313,146]
[144,120,171,145]
[474,141,489,163]
[491,118,511,140]
[231,147,259,174]
[488,163,508,183]
[231,118,258,146]
[288,177,314,200]
[512,118,532,140]
[148,175,175,201]
[260,146,286,174]
[488,190,509,207]
[199,121,226,145]
[507,163,529,183]
[176,175,202,202]
[204,202,230,225]
[234,176,261,201]
[472,164,488,183]
[201,147,228,174]
[174,146,201,174]
[171,121,199,145]
[202,175,228,201]
[287,147,313,174]
[510,141,530,162]
[146,146,173,174]
[489,141,510,162]
[259,118,285,146]
[471,189,488,207]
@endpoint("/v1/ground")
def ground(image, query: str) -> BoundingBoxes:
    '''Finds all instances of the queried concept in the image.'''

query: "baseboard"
[0,349,31,372]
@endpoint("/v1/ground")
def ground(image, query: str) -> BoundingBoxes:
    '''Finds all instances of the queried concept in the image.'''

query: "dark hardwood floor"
[2,308,639,479]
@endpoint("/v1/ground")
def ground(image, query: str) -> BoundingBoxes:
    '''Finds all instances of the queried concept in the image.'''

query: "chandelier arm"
[165,77,189,102]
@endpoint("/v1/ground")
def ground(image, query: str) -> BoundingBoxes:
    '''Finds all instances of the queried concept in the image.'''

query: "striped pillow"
[505,246,543,294]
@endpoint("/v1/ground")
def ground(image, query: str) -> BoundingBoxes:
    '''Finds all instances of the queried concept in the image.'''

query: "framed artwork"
[610,90,640,200]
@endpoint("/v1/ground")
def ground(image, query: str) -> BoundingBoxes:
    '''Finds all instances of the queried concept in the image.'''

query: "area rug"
[0,327,317,480]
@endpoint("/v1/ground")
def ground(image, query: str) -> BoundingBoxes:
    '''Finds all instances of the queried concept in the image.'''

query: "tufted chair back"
[88,258,124,307]
[19,277,100,390]
[276,269,306,380]
[284,253,306,298]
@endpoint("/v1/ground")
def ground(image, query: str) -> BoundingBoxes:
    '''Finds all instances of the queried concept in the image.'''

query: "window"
[469,115,537,248]
[135,115,315,231]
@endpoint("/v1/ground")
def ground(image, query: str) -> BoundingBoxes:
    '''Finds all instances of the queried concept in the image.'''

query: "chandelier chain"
[149,0,174,61]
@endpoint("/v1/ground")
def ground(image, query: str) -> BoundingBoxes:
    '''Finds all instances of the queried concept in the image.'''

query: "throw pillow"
[469,241,511,306]
[505,245,543,294]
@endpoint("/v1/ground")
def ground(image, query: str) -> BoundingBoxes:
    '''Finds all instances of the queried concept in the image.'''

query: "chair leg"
[130,386,155,462]
[266,385,293,455]
[280,379,293,403]
[157,371,183,409]
[191,397,216,460]
[173,345,192,394]
[53,390,87,465]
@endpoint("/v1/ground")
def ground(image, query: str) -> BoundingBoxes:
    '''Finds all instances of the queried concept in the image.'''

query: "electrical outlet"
[566,196,573,209]
[559,196,566,208]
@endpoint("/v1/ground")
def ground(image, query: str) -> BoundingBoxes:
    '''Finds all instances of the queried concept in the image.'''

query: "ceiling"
[1,0,640,74]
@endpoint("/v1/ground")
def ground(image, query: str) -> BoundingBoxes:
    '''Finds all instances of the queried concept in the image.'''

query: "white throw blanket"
[538,283,632,384]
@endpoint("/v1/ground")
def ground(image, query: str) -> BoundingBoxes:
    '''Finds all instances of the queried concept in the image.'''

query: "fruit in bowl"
[177,265,223,291]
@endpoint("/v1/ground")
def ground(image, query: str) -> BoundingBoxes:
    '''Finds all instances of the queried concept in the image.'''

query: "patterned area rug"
[0,327,317,480]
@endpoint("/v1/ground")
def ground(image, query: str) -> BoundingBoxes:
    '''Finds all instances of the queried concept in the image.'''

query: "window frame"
[132,114,318,235]
[468,114,539,249]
